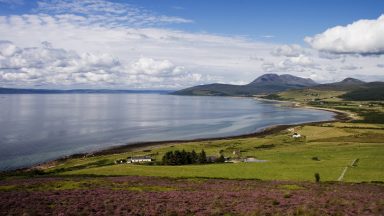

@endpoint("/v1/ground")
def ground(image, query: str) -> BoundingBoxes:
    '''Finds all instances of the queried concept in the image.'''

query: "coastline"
[27,102,350,171]
[91,103,350,155]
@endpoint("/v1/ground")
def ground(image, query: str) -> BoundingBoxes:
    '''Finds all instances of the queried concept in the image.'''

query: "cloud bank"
[0,41,208,88]
[305,15,384,55]
[35,0,193,27]
[0,0,383,88]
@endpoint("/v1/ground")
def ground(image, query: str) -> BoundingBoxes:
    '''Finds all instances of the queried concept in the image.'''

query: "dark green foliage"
[262,94,283,100]
[115,159,127,164]
[215,155,225,163]
[254,144,275,149]
[198,150,207,164]
[341,86,384,101]
[191,150,198,163]
[352,159,359,167]
[314,101,384,124]
[162,150,210,165]
[314,173,320,183]
[311,157,320,161]
[353,111,384,124]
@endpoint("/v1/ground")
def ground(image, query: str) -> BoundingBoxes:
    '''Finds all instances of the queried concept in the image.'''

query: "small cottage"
[127,156,153,163]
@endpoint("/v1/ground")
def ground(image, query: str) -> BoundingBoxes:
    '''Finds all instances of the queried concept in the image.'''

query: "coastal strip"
[24,106,351,172]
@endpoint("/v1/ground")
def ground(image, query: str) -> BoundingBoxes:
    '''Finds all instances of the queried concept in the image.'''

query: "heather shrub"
[311,156,320,161]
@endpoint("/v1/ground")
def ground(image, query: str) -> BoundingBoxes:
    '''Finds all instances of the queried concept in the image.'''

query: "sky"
[0,0,383,89]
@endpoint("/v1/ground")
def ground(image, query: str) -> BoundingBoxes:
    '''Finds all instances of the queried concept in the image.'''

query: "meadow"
[36,120,384,182]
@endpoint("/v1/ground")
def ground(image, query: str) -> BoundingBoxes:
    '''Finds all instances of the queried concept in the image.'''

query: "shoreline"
[24,103,351,171]
[91,104,350,156]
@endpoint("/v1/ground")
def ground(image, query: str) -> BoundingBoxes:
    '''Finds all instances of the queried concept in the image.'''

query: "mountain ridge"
[173,73,319,96]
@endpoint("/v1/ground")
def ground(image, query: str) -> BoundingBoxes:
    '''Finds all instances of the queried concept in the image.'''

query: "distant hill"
[248,74,317,86]
[173,73,318,96]
[340,82,384,101]
[0,88,172,94]
[312,78,366,91]
[310,78,384,101]
[259,76,384,101]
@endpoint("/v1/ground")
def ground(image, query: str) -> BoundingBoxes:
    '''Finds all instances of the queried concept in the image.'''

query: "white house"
[127,156,152,163]
[292,133,301,138]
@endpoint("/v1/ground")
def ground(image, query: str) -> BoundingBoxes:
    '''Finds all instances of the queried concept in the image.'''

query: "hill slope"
[341,82,384,101]
[312,78,366,91]
[173,73,318,96]
[262,78,384,102]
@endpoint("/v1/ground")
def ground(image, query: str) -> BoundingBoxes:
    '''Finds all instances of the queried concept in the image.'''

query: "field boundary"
[338,159,358,181]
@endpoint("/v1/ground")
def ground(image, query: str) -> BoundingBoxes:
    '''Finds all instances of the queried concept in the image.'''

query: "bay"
[0,94,334,170]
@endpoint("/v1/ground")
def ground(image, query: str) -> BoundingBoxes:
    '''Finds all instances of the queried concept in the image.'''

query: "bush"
[162,149,208,165]
[314,173,320,183]
[311,156,320,161]
[215,155,225,163]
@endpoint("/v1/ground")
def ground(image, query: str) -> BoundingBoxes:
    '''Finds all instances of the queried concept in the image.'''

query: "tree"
[162,151,174,165]
[181,149,188,165]
[198,150,207,164]
[215,154,225,163]
[174,150,182,165]
[191,150,198,163]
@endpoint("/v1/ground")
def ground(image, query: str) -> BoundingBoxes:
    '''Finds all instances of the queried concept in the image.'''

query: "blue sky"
[136,0,384,43]
[2,0,383,44]
[0,0,383,89]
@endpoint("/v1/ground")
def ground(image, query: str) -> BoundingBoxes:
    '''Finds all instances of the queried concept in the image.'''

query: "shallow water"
[0,94,334,170]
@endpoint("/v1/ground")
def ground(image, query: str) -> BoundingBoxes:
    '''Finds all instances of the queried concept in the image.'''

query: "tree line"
[162,149,225,165]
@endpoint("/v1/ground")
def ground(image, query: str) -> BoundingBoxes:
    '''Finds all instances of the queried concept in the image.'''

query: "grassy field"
[276,89,345,102]
[37,121,384,182]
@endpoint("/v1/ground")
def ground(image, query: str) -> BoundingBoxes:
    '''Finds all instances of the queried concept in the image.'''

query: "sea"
[0,94,334,170]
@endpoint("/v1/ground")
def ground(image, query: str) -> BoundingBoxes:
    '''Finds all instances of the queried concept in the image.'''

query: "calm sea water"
[0,94,334,170]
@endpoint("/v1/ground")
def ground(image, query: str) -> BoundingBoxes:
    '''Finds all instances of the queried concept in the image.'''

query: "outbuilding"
[127,156,153,163]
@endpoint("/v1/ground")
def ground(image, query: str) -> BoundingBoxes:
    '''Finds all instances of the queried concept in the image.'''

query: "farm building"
[127,156,153,163]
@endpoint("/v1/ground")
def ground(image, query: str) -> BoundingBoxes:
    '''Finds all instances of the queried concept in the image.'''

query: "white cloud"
[285,54,314,66]
[35,0,193,27]
[0,41,210,88]
[0,0,384,87]
[262,53,316,73]
[0,11,273,86]
[0,41,18,56]
[271,44,308,57]
[305,15,384,55]
[340,65,361,71]
[131,57,181,76]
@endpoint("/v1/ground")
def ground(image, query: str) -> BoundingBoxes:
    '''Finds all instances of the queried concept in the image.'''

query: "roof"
[129,156,152,160]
